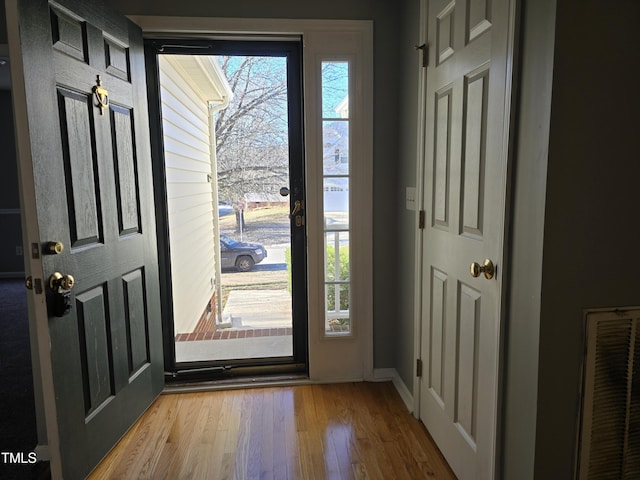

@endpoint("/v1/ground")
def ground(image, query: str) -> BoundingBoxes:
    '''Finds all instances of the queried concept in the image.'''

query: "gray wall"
[107,0,403,368]
[501,0,556,477]
[535,0,640,477]
[395,0,420,391]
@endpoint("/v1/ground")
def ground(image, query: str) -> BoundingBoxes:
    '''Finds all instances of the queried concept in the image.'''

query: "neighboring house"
[159,55,232,335]
[243,192,288,209]
[323,98,349,213]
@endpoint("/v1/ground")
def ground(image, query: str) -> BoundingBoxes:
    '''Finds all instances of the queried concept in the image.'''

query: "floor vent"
[577,308,640,479]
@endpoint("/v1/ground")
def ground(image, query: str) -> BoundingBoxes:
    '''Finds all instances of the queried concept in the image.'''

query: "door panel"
[7,0,163,477]
[147,41,308,372]
[461,67,488,238]
[433,87,452,229]
[419,0,514,478]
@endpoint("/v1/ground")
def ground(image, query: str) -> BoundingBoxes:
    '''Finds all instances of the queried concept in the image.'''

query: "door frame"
[131,16,374,382]
[412,0,519,470]
[145,38,308,375]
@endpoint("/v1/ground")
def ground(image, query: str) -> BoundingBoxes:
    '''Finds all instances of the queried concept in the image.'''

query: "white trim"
[372,368,414,413]
[133,16,374,383]
[304,28,374,382]
[129,16,373,36]
[6,1,62,477]
[34,444,50,462]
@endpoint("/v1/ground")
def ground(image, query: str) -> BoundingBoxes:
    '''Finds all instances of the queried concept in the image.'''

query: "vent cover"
[577,308,640,479]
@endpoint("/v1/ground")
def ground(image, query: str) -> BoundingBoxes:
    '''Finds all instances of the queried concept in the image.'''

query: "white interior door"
[418,0,515,478]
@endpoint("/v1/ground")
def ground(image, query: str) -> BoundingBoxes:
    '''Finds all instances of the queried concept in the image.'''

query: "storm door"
[145,40,307,377]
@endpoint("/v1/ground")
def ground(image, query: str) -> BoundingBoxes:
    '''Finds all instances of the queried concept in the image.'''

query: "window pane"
[323,178,349,230]
[322,60,350,336]
[325,234,350,282]
[321,62,349,118]
[327,316,351,333]
[325,283,350,334]
[323,120,349,175]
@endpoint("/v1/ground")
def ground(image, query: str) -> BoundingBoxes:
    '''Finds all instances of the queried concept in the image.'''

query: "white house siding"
[159,58,216,334]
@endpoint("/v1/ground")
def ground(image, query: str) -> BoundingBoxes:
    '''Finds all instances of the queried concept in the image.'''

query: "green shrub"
[325,245,349,311]
[285,244,350,312]
[284,247,292,293]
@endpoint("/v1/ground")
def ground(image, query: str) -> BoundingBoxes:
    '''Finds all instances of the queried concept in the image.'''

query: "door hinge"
[415,43,429,68]
[416,358,423,377]
[418,210,426,229]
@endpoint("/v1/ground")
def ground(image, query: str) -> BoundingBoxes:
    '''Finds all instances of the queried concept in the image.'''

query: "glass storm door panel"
[149,40,307,374]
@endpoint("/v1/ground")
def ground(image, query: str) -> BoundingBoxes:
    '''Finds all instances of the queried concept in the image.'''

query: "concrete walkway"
[221,289,292,329]
[176,288,293,362]
[175,335,292,362]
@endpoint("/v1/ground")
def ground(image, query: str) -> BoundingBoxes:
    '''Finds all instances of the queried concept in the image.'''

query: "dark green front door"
[7,0,163,477]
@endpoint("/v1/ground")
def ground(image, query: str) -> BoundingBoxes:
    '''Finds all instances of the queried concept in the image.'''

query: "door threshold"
[162,372,311,394]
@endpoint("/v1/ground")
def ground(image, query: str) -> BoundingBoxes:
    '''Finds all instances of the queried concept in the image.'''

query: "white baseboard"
[372,368,414,413]
[34,444,49,462]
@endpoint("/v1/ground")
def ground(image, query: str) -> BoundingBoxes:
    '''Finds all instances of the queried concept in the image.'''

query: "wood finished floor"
[88,382,456,479]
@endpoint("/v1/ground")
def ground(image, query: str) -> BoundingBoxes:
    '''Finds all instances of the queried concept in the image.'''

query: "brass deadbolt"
[47,242,64,255]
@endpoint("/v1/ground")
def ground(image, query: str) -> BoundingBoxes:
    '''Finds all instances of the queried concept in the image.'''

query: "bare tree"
[214,55,290,227]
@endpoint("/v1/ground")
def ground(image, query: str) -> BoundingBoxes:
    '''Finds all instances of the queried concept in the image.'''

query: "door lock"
[290,200,302,217]
[49,272,75,317]
[290,200,305,228]
[46,241,64,255]
[50,272,75,291]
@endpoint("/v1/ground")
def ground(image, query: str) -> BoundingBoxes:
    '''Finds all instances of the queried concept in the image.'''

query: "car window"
[220,235,238,248]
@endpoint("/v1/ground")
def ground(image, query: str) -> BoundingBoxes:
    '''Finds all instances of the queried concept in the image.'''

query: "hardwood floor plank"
[282,388,303,479]
[271,389,289,479]
[259,388,275,480]
[88,382,456,480]
[90,394,179,479]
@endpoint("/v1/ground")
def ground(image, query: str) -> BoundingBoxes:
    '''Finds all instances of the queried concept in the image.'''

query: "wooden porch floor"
[88,381,455,479]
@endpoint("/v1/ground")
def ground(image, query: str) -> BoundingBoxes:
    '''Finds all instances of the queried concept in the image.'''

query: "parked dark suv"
[220,234,267,272]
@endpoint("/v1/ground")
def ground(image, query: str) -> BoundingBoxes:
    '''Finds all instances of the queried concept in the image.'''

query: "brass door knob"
[470,259,495,280]
[49,272,75,291]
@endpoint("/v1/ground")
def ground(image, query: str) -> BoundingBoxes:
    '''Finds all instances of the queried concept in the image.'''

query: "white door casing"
[132,16,374,382]
[416,0,516,478]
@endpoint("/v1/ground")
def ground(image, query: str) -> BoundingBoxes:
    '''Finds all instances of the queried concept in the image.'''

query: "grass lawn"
[219,205,289,229]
